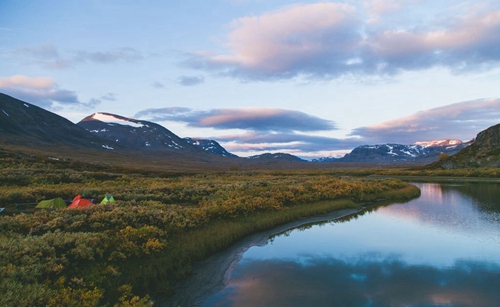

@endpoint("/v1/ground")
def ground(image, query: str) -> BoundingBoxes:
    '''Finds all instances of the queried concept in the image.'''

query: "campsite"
[3,194,115,215]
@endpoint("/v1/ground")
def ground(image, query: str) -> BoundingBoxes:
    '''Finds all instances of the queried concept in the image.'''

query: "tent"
[100,195,115,205]
[36,197,67,209]
[69,194,93,208]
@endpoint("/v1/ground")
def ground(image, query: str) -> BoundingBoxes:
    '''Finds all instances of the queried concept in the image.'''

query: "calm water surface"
[203,183,500,307]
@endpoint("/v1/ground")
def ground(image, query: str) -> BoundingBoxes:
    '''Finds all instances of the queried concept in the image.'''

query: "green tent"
[36,197,67,209]
[100,195,115,205]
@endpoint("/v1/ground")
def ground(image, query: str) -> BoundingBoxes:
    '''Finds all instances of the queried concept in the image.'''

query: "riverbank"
[369,175,500,183]
[160,208,361,307]
[159,185,420,307]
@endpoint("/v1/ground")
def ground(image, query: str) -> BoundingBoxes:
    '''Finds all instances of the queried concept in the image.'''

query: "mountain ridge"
[1,92,494,168]
[337,141,470,164]
[0,93,114,149]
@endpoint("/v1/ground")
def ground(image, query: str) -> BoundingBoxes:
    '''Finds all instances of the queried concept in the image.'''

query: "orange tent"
[69,194,93,208]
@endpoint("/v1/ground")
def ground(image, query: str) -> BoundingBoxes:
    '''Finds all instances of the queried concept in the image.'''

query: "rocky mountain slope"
[436,124,500,168]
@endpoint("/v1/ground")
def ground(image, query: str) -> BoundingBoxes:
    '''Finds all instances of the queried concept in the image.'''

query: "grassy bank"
[156,184,420,296]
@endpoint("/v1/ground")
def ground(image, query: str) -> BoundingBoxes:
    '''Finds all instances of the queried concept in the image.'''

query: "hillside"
[0,93,111,149]
[0,94,234,172]
[78,112,209,155]
[247,152,307,163]
[436,124,500,169]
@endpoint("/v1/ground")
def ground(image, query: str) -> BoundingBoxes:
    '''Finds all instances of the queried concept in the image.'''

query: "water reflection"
[207,257,500,307]
[378,183,500,242]
[203,183,500,307]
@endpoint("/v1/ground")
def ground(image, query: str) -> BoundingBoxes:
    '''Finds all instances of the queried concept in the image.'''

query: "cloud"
[350,98,500,143]
[151,81,165,89]
[186,3,362,80]
[101,92,116,101]
[17,44,60,59]
[73,47,143,64]
[135,107,354,157]
[366,0,422,16]
[135,107,336,132]
[177,75,205,86]
[186,2,500,80]
[14,44,143,69]
[15,44,73,69]
[0,75,100,109]
[217,132,364,152]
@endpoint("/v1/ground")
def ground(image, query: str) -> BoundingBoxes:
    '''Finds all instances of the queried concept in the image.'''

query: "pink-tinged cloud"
[0,75,55,90]
[350,98,500,143]
[366,10,500,73]
[187,3,363,79]
[187,3,500,80]
[0,75,98,109]
[366,0,422,16]
[135,107,336,132]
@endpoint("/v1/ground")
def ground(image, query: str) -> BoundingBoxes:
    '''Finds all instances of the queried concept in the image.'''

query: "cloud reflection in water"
[206,256,500,307]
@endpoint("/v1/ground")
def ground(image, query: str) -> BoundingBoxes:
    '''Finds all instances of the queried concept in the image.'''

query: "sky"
[1,0,500,159]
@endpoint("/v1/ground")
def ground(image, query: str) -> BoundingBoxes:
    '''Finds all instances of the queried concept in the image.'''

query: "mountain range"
[1,92,493,170]
[336,140,469,164]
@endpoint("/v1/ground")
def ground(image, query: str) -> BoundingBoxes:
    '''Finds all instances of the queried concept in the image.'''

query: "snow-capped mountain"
[78,113,237,158]
[310,157,338,162]
[339,140,470,163]
[78,112,199,151]
[184,137,238,157]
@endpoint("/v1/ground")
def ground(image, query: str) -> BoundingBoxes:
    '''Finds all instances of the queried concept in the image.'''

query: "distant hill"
[310,157,338,162]
[337,140,469,164]
[0,93,112,149]
[436,124,500,168]
[247,152,307,163]
[184,137,238,157]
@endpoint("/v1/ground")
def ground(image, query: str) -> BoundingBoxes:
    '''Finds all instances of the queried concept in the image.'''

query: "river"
[200,183,500,307]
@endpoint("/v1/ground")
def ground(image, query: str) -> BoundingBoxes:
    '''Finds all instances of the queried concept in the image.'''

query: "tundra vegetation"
[3,150,470,307]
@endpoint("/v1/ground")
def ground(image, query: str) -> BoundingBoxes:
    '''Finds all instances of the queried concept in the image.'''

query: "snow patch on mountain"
[184,137,237,157]
[91,112,144,128]
[414,139,463,148]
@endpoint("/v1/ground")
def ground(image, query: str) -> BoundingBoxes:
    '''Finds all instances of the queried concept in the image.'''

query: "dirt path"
[159,208,361,307]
